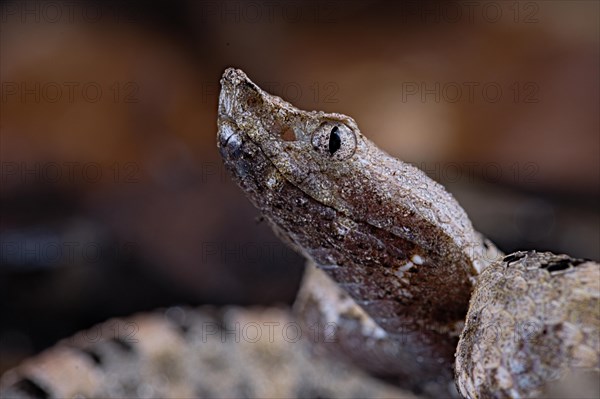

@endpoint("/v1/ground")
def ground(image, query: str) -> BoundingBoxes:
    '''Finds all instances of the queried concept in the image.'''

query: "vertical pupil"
[328,126,341,155]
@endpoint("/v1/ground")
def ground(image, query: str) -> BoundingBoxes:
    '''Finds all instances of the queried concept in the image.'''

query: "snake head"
[217,67,364,214]
[218,67,490,331]
[217,68,484,265]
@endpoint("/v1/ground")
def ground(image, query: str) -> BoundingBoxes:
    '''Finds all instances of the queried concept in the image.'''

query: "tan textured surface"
[456,251,600,399]
[217,68,498,396]
[0,307,415,399]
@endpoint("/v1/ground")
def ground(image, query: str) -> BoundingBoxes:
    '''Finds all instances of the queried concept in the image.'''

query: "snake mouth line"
[232,125,435,269]
[217,115,239,147]
[230,124,445,262]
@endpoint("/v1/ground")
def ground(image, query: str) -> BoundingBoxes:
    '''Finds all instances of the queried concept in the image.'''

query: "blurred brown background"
[1,0,598,373]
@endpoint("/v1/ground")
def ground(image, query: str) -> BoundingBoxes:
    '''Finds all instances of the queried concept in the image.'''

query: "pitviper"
[217,68,599,398]
[1,68,598,399]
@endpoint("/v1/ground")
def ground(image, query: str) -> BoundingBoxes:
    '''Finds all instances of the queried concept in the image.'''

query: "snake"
[216,68,599,398]
[1,68,598,399]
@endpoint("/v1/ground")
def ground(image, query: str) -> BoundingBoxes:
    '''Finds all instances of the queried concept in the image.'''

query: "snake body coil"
[217,69,600,398]
[1,69,598,399]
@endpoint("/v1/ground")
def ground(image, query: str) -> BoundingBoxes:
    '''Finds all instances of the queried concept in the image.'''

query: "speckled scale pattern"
[218,68,501,395]
[0,307,415,399]
[5,69,598,399]
[455,251,600,398]
[294,263,461,398]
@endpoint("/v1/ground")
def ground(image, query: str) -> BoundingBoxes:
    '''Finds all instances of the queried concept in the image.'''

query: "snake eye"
[311,122,357,161]
[329,126,341,154]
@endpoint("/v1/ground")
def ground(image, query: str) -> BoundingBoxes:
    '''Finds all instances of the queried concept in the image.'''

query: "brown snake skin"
[1,69,598,399]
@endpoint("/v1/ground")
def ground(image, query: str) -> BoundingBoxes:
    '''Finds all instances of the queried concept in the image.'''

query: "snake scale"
[216,68,599,398]
[1,68,598,399]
